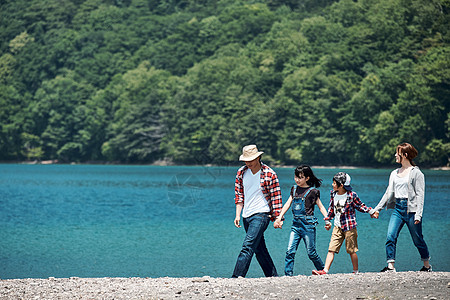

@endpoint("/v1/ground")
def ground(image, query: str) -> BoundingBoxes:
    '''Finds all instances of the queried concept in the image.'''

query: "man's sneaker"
[312,270,327,275]
[419,266,432,272]
[380,266,396,272]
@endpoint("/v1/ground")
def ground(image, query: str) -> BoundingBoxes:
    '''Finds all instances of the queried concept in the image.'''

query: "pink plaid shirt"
[234,163,282,221]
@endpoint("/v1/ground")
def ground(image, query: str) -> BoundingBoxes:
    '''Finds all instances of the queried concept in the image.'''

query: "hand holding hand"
[325,223,331,231]
[371,211,379,219]
[273,218,283,229]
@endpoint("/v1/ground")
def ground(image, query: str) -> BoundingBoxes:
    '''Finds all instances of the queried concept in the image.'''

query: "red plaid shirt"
[234,163,282,221]
[325,190,372,231]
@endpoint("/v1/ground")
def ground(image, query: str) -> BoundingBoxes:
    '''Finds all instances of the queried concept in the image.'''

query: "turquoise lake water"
[0,164,448,279]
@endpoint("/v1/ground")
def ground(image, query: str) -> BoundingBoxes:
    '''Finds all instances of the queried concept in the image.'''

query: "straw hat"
[239,145,264,161]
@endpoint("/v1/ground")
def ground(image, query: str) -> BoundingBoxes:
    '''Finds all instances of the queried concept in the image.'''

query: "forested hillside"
[1,0,449,166]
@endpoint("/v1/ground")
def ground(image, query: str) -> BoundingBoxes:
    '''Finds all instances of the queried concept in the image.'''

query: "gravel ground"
[0,272,448,300]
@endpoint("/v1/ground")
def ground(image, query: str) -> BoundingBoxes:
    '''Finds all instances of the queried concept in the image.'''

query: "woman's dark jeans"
[385,198,430,263]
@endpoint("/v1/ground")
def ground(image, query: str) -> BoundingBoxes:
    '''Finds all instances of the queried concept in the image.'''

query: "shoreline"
[3,160,450,170]
[1,272,448,299]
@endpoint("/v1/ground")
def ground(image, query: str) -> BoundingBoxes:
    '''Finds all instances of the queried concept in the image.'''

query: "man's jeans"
[285,217,324,276]
[385,198,430,263]
[232,213,278,278]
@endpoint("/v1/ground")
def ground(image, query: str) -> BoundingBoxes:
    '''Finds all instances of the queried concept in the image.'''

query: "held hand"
[371,211,379,219]
[325,223,331,231]
[273,219,279,228]
[273,219,283,229]
[234,217,241,228]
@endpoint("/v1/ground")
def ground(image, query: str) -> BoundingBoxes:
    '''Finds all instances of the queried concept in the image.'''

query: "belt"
[396,197,408,201]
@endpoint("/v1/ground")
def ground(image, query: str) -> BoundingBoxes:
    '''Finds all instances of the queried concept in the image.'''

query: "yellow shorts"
[328,226,358,254]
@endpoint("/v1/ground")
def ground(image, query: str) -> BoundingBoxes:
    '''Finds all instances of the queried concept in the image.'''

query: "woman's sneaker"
[380,266,396,272]
[312,270,327,275]
[419,266,432,272]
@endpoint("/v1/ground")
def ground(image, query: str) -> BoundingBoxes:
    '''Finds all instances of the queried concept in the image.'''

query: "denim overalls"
[285,186,325,275]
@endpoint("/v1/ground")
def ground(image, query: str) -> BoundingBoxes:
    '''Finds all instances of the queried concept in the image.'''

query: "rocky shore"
[1,272,448,300]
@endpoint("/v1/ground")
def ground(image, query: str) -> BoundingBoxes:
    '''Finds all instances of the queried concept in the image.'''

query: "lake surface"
[0,164,448,279]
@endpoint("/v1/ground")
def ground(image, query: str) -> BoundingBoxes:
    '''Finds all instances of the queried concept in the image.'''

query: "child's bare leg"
[350,252,358,272]
[324,251,335,273]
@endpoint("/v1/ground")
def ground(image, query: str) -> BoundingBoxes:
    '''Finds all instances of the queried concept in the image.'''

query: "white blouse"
[394,174,409,199]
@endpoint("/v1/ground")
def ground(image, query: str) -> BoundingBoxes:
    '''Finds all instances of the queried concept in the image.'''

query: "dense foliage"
[1,0,449,167]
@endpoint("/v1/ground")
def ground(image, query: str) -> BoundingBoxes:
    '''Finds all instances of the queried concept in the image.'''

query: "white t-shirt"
[334,193,347,228]
[394,174,409,199]
[242,169,270,218]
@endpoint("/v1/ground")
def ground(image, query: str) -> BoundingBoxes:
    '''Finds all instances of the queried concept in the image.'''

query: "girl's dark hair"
[397,143,418,166]
[295,165,322,188]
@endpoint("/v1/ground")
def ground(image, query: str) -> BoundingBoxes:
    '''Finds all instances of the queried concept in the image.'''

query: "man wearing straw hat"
[232,144,282,278]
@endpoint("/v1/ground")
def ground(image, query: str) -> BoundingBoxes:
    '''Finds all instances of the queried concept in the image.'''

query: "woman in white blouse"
[370,143,431,272]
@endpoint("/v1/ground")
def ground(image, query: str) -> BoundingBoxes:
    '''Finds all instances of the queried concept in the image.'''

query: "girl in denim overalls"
[274,165,328,275]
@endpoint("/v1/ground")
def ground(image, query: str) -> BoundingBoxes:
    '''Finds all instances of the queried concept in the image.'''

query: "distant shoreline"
[1,272,448,299]
[3,160,450,170]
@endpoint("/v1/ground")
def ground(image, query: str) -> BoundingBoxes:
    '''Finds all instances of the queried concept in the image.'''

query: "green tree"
[31,72,96,161]
[20,132,44,161]
[102,61,173,162]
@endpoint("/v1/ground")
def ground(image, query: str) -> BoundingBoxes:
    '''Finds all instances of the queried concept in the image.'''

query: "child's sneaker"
[380,266,396,272]
[312,270,327,275]
[419,266,432,272]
